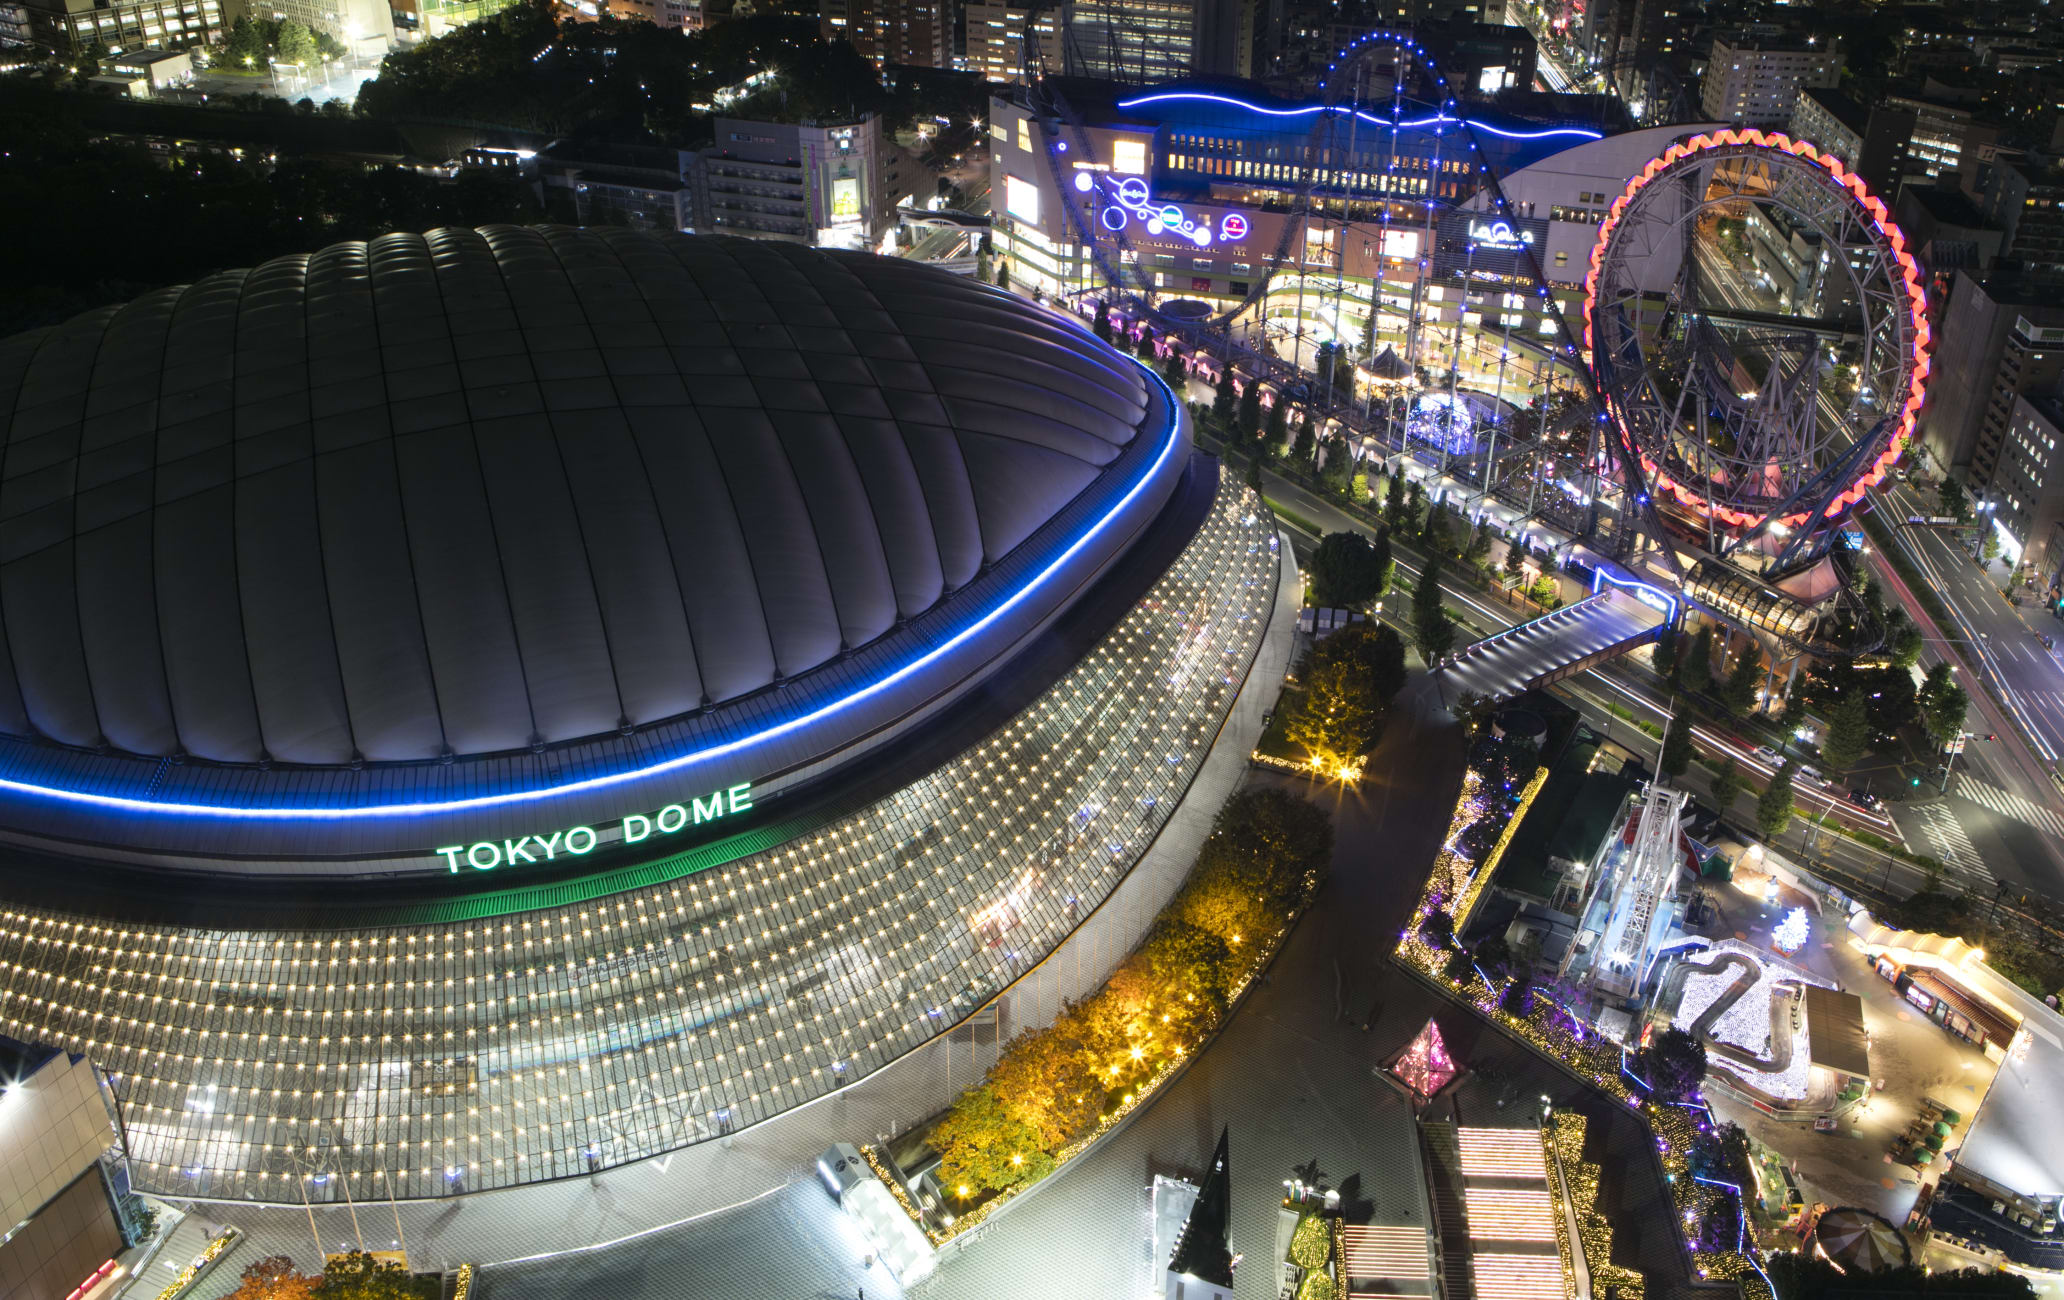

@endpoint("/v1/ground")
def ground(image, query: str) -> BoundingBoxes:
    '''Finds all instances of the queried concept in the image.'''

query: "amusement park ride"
[1012,16,1933,667]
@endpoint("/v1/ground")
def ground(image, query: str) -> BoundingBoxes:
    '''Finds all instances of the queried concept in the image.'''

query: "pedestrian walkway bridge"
[1435,589,1669,702]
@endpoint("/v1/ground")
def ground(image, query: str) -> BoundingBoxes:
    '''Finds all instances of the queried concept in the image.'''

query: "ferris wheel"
[1583,129,1932,549]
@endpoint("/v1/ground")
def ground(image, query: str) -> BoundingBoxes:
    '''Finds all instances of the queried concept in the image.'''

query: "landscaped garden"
[874,786,1334,1242]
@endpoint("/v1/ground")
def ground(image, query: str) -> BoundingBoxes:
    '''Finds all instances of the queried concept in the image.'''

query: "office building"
[1701,31,1842,129]
[1864,94,2001,196]
[822,0,950,68]
[17,0,222,53]
[1985,159,2064,281]
[1059,0,1247,82]
[1917,272,2064,484]
[537,141,698,232]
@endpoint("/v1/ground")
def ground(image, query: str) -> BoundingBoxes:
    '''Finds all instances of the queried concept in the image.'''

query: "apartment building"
[1701,31,1842,129]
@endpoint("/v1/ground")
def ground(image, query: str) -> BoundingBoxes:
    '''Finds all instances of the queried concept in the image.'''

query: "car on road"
[1848,788,1884,812]
[1753,744,1783,765]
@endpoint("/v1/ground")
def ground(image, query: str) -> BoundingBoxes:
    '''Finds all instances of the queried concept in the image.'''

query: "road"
[1685,234,2064,897]
[907,171,990,264]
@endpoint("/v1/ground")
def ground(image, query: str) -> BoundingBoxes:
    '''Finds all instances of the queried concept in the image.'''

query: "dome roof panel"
[0,228,1156,774]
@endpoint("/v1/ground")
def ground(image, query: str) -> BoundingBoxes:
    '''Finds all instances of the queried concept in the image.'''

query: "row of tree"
[222,1251,441,1300]
[928,788,1332,1198]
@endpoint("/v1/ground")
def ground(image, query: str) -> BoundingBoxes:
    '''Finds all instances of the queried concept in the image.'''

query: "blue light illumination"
[0,358,1190,821]
[1113,91,1604,141]
[1591,568,1680,621]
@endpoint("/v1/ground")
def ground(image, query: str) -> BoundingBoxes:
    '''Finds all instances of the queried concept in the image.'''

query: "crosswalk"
[1908,801,1993,885]
[1950,773,2064,839]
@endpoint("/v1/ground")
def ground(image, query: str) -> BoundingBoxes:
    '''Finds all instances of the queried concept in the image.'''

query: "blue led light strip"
[1114,91,1604,141]
[0,357,1187,821]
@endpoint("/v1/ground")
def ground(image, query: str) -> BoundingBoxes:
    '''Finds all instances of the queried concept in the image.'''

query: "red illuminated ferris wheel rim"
[1581,129,1933,531]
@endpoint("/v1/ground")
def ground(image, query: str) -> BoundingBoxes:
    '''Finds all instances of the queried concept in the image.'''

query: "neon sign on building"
[1072,172,1249,247]
[1468,219,1535,249]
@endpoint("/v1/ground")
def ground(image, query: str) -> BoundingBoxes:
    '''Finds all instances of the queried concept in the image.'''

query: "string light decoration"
[0,474,1280,1204]
[1772,908,1809,955]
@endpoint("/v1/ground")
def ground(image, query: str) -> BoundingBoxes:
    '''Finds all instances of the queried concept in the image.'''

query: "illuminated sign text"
[437,783,754,873]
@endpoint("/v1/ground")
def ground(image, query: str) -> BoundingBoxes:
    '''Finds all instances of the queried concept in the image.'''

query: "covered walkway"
[1435,590,1668,702]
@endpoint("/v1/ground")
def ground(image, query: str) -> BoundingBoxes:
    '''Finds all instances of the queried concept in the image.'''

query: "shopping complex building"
[0,227,1284,1205]
[987,76,1723,359]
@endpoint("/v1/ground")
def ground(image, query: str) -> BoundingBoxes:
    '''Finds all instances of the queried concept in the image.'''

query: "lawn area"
[1255,685,1312,767]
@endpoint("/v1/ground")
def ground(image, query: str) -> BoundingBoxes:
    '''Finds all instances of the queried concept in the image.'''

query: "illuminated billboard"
[1436,210,1550,277]
[1004,173,1042,223]
[829,176,861,224]
[1380,228,1421,259]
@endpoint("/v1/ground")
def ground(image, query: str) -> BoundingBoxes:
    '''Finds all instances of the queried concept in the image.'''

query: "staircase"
[1418,1121,1475,1300]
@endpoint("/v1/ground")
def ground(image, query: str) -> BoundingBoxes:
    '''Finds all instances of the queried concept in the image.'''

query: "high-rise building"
[1700,31,1842,129]
[821,0,951,67]
[1060,0,1245,82]
[962,0,1056,81]
[1989,392,2064,584]
[1788,86,1867,170]
[1985,159,2064,281]
[1917,272,2064,484]
[1861,94,2001,196]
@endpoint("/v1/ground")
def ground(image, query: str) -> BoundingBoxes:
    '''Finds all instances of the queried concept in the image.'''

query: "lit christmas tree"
[1773,906,1809,954]
[1392,1017,1458,1098]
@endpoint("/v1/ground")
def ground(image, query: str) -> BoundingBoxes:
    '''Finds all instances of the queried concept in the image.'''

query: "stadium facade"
[0,228,1283,1201]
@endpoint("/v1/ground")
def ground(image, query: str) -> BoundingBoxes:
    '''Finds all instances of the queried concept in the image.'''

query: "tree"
[1288,656,1381,769]
[1092,301,1112,343]
[1821,692,1870,771]
[1720,648,1764,717]
[1383,472,1410,527]
[1888,612,1924,669]
[995,262,1010,293]
[1136,327,1156,360]
[1465,518,1493,571]
[276,19,317,69]
[1710,755,1744,812]
[225,1257,318,1300]
[983,1021,1105,1148]
[1264,398,1289,455]
[1420,499,1453,554]
[1501,535,1527,585]
[1651,624,1679,680]
[1659,709,1694,780]
[931,1085,1053,1196]
[1161,352,1186,389]
[1757,759,1798,840]
[1938,475,1970,522]
[1413,555,1458,662]
[1767,1253,2035,1299]
[1926,682,1969,750]
[310,1251,438,1300]
[225,14,266,66]
[1635,1027,1707,1103]
[1213,368,1237,427]
[1681,624,1715,692]
[1237,381,1264,444]
[1291,413,1316,467]
[1308,531,1392,607]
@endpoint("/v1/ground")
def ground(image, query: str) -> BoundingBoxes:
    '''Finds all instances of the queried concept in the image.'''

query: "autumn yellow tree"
[930,1084,1053,1196]
[224,1258,318,1300]
[984,1021,1106,1149]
